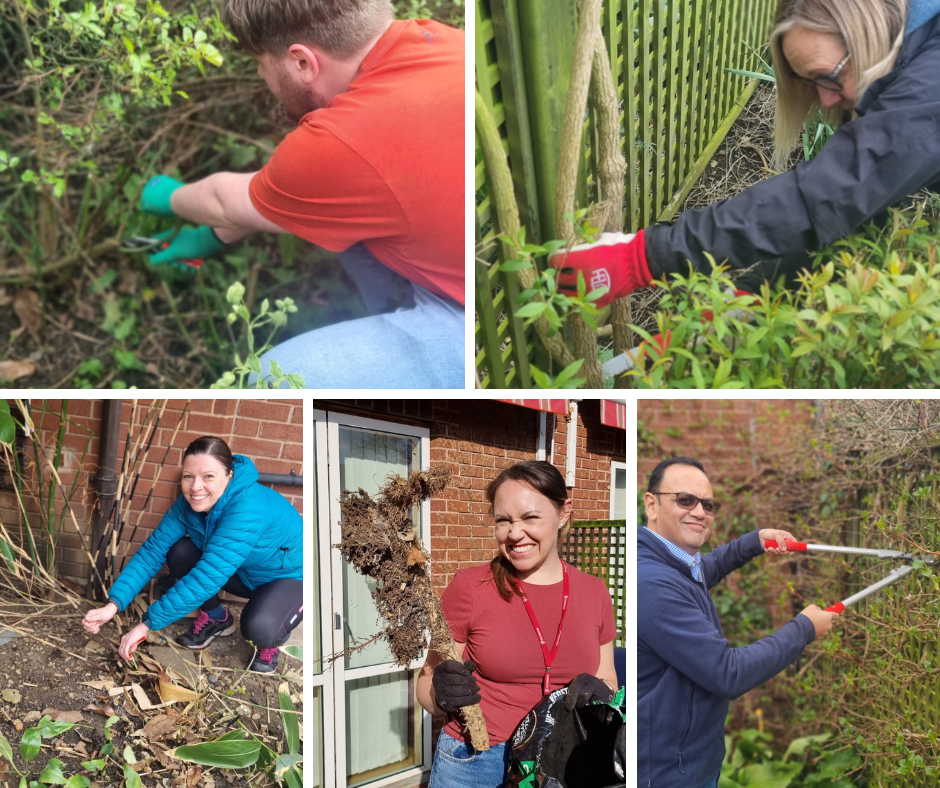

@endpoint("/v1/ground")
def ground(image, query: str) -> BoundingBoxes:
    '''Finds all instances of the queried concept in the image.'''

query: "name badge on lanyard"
[514,562,570,696]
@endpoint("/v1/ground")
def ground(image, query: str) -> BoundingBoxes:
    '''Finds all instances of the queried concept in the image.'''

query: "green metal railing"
[475,0,777,387]
[561,518,626,648]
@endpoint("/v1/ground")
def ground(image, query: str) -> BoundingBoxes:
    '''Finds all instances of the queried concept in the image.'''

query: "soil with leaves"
[0,600,302,787]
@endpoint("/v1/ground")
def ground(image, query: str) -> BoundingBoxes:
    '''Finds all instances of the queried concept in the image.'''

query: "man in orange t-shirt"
[137,0,464,388]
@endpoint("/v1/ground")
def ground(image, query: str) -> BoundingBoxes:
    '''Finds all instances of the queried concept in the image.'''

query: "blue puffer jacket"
[107,455,303,631]
[637,527,816,788]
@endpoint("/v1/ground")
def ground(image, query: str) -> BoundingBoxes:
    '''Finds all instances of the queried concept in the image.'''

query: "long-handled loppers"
[764,540,938,613]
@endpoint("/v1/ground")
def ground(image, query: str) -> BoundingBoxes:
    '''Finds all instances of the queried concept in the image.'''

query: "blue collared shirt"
[647,528,703,583]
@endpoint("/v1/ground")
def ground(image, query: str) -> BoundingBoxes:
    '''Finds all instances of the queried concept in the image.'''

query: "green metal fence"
[560,518,626,648]
[475,0,777,388]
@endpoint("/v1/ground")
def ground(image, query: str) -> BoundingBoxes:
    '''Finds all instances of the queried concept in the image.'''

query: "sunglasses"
[792,50,851,94]
[655,491,721,515]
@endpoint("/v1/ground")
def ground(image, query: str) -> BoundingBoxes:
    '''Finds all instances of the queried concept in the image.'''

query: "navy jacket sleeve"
[639,573,816,699]
[645,21,940,278]
[701,529,765,590]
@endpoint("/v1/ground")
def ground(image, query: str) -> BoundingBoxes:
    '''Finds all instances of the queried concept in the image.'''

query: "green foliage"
[172,690,302,785]
[720,729,860,788]
[626,205,940,389]
[210,283,305,389]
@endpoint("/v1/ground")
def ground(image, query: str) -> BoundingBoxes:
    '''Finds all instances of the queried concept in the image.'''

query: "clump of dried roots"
[337,464,490,751]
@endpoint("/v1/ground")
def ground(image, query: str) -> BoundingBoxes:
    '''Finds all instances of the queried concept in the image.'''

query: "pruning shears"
[765,540,939,613]
[121,233,203,270]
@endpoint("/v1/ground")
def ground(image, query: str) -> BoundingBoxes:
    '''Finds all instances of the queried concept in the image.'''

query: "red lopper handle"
[825,602,845,613]
[764,539,807,551]
[159,241,203,269]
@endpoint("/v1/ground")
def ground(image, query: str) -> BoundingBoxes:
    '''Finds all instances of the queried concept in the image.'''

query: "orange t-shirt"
[249,20,465,305]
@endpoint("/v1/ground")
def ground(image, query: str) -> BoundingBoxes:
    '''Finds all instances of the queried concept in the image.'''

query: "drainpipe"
[257,470,303,487]
[566,400,580,487]
[89,399,121,600]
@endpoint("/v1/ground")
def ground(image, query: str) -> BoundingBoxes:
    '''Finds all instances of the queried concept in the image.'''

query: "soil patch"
[0,598,302,787]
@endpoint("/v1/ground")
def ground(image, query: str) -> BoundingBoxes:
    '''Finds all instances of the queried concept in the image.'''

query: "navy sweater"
[637,527,816,787]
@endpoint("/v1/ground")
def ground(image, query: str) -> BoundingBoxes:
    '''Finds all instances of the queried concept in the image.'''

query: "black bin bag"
[507,686,626,788]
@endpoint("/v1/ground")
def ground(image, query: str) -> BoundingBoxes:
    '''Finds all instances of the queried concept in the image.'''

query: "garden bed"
[0,593,302,786]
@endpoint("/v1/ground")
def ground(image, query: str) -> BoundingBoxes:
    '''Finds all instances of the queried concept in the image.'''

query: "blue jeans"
[429,730,509,788]
[256,280,464,389]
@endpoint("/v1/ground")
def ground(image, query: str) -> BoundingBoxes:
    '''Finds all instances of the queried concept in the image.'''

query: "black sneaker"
[248,648,279,674]
[176,608,236,649]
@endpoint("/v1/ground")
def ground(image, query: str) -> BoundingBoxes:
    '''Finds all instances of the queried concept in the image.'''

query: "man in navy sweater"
[638,457,840,788]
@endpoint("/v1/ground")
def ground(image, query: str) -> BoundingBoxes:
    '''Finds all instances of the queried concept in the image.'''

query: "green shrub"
[626,204,940,389]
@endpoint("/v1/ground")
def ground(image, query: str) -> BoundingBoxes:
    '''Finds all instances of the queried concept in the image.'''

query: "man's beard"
[275,66,329,125]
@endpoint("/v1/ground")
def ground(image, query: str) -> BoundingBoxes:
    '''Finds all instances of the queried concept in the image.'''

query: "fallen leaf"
[122,698,140,718]
[143,713,179,742]
[83,639,108,654]
[156,680,200,704]
[73,302,96,323]
[42,709,84,723]
[152,745,180,769]
[2,688,21,704]
[0,359,37,382]
[13,289,42,332]
[83,704,116,717]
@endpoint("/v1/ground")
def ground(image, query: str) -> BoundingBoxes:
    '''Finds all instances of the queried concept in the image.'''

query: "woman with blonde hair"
[550,0,940,301]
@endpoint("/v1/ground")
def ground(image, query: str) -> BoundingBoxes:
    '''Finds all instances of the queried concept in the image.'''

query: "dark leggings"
[166,536,303,650]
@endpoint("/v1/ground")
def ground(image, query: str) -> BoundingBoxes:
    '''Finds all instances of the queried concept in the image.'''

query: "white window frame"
[610,460,627,519]
[326,412,432,788]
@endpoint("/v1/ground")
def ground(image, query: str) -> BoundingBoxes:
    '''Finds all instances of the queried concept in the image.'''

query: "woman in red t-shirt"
[416,461,620,788]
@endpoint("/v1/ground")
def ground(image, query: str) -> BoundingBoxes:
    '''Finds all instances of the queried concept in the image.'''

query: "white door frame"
[610,460,627,519]
[326,412,432,788]
[308,408,335,788]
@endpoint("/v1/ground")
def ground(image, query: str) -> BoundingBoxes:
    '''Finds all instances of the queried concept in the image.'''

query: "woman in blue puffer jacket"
[82,436,303,674]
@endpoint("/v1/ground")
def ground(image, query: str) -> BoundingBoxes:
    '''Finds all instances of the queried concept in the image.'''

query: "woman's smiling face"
[493,479,572,580]
[181,453,233,513]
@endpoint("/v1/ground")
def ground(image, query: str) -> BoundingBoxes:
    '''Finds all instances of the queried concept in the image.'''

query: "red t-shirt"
[440,562,617,745]
[249,20,465,304]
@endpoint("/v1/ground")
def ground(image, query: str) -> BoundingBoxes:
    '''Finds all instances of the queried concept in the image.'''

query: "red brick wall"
[0,398,302,585]
[315,399,626,596]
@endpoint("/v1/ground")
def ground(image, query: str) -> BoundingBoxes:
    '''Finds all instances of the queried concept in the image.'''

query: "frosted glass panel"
[612,467,627,519]
[346,671,420,784]
[339,427,419,669]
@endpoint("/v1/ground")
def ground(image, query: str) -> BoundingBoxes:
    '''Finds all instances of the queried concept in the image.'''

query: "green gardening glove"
[140,175,185,217]
[148,226,225,273]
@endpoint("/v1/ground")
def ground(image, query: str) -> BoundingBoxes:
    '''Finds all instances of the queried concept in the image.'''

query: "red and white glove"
[550,229,653,306]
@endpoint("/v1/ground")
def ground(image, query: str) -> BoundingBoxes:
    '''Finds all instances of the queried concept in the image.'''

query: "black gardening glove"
[432,659,481,713]
[565,673,614,710]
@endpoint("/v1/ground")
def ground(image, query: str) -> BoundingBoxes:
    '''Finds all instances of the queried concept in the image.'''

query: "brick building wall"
[0,398,302,586]
[317,398,626,594]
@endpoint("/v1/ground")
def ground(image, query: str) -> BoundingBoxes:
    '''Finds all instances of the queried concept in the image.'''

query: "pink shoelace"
[257,648,278,663]
[192,610,211,634]
[193,609,225,634]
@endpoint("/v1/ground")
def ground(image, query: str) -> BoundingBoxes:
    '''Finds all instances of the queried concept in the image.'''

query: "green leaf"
[0,411,14,445]
[123,745,136,764]
[64,777,90,788]
[80,759,105,771]
[100,743,113,756]
[279,692,300,756]
[282,645,303,661]
[169,740,261,769]
[20,727,41,763]
[0,729,15,767]
[38,758,66,784]
[782,733,831,761]
[513,302,546,319]
[38,718,75,738]
[122,764,142,788]
[282,765,303,788]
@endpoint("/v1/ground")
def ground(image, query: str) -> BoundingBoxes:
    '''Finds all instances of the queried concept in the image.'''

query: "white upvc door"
[325,413,432,788]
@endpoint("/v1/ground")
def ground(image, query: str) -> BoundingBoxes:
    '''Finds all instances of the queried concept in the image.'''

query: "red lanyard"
[514,561,570,696]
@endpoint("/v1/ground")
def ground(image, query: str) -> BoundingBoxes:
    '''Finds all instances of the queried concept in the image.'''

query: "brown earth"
[0,598,302,787]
